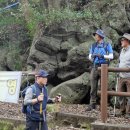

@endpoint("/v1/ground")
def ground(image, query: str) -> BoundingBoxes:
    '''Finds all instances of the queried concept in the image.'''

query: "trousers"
[25,116,48,130]
[118,77,130,114]
[90,67,101,104]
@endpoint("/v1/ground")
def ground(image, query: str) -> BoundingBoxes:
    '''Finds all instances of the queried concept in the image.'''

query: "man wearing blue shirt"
[86,29,114,111]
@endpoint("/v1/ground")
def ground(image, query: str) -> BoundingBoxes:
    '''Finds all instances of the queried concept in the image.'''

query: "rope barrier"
[0,1,19,12]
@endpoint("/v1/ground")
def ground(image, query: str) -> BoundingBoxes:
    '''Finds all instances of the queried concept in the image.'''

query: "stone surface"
[91,123,130,130]
[27,20,94,90]
[50,72,90,103]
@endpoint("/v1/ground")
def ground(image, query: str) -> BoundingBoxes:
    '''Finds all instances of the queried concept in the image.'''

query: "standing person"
[24,70,61,130]
[86,29,114,111]
[118,33,130,117]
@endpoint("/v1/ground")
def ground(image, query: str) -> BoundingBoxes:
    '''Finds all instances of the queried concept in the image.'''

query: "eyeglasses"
[121,38,128,41]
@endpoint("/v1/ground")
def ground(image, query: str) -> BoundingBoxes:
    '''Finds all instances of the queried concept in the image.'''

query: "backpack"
[21,85,36,114]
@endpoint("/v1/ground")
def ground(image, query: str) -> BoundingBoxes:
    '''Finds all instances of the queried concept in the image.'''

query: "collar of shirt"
[35,82,43,91]
[99,40,104,44]
[122,46,130,52]
[96,40,105,47]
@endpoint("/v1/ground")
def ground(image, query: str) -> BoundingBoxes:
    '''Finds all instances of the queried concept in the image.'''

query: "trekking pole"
[39,93,43,130]
[114,74,119,116]
[56,94,61,112]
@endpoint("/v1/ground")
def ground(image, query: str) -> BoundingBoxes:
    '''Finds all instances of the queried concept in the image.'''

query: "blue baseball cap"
[93,29,105,39]
[36,70,49,78]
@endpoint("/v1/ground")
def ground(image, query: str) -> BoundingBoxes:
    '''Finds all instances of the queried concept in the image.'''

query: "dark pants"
[25,116,48,130]
[118,77,130,114]
[90,67,101,104]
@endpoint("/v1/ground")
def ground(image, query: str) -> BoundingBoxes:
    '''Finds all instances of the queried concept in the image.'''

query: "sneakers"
[86,104,96,111]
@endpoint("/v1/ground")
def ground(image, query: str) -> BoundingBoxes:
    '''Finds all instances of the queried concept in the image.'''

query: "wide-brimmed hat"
[93,29,105,38]
[120,33,130,41]
[36,70,49,78]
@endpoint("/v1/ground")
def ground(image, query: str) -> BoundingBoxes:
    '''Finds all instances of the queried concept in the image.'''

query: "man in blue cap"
[86,29,114,111]
[24,70,61,130]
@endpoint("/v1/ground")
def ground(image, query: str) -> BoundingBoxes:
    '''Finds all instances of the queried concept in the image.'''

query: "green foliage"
[3,15,22,26]
[0,0,103,37]
[80,123,91,130]
[0,25,24,70]
[14,125,25,130]
[0,121,25,130]
[47,104,60,113]
[21,4,102,36]
[33,7,102,26]
[0,0,5,5]
[0,3,29,70]
[0,8,24,27]
[47,104,56,113]
[0,121,13,130]
[7,45,23,70]
[0,0,18,7]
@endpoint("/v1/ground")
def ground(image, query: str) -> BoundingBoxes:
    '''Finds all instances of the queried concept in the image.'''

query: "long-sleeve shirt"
[119,46,130,78]
[24,84,53,106]
[89,53,113,61]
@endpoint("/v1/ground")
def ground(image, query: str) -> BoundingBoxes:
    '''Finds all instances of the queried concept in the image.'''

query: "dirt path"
[0,102,130,128]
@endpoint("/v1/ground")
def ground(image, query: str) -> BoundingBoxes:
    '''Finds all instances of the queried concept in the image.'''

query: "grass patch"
[0,121,25,130]
[47,104,61,113]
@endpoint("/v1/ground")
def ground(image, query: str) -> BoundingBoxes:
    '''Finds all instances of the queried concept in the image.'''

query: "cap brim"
[120,36,129,41]
[35,74,49,78]
[93,33,105,38]
[120,37,124,40]
[42,74,49,77]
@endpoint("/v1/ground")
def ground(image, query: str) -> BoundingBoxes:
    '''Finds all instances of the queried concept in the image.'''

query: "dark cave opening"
[48,75,63,87]
[80,87,91,104]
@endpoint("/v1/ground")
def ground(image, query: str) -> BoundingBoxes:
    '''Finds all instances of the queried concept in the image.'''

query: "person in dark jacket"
[24,70,61,130]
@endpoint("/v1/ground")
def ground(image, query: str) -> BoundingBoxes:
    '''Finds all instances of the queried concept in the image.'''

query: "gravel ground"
[0,101,130,129]
[59,104,130,125]
[0,101,25,120]
[49,126,85,130]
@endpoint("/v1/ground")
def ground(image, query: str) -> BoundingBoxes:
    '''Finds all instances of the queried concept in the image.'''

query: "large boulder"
[50,72,90,103]
[58,41,92,80]
[107,1,130,33]
[27,20,95,81]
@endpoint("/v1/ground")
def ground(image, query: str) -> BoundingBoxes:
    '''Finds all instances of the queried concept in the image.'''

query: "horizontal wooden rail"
[98,91,130,97]
[99,65,130,123]
[98,67,130,72]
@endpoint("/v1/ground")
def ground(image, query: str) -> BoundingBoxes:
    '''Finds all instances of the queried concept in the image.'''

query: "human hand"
[97,54,104,58]
[93,54,104,58]
[55,94,61,103]
[91,54,96,58]
[37,94,44,102]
